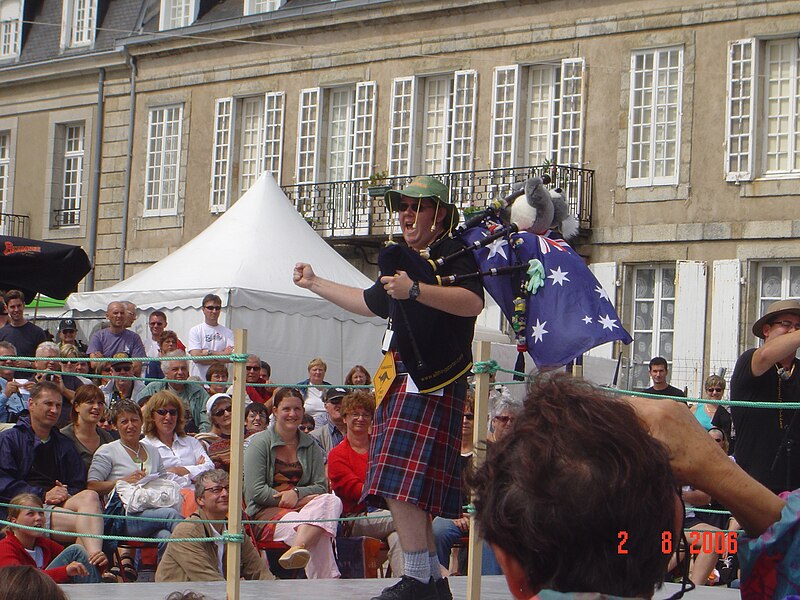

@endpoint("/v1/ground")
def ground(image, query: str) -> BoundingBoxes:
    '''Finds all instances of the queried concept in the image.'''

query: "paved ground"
[62,576,740,599]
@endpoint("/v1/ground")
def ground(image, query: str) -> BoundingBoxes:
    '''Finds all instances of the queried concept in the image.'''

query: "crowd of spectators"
[0,288,793,594]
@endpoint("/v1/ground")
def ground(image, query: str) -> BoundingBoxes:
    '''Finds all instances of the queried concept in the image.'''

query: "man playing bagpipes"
[293,175,483,600]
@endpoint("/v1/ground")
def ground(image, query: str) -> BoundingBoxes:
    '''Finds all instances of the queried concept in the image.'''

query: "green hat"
[384,175,458,231]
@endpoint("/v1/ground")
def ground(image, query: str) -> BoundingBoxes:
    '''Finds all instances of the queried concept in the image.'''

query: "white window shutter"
[725,39,755,181]
[450,70,477,173]
[262,91,285,185]
[209,98,233,212]
[586,262,618,360]
[296,88,320,185]
[388,77,415,177]
[352,81,376,181]
[710,260,741,380]
[491,65,519,170]
[672,261,708,399]
[558,57,585,167]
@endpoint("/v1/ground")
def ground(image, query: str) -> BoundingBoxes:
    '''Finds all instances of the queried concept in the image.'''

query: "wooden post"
[467,340,491,600]
[226,329,247,600]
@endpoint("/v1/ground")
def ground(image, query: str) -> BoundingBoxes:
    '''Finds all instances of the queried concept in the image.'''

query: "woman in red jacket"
[328,391,403,575]
[0,493,101,583]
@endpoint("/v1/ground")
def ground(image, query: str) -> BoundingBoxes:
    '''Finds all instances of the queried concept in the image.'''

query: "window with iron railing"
[51,123,85,228]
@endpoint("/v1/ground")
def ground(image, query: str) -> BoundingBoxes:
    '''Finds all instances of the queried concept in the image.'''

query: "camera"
[44,374,56,382]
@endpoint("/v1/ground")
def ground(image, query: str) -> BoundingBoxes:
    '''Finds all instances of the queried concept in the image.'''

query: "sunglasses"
[299,425,314,432]
[493,415,514,424]
[113,365,133,372]
[213,406,232,417]
[155,408,178,417]
[204,305,222,311]
[245,366,260,371]
[395,201,431,213]
[463,413,474,421]
[706,387,723,393]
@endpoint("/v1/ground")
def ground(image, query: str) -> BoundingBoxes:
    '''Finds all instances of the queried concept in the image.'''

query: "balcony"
[282,164,593,243]
[0,213,30,237]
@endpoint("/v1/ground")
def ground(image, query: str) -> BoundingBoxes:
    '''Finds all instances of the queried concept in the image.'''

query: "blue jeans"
[47,543,102,583]
[431,516,503,576]
[125,507,182,559]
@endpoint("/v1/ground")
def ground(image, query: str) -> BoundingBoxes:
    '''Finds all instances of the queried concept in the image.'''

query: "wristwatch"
[408,281,421,301]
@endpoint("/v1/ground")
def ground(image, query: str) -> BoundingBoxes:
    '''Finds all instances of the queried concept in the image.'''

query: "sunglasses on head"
[213,406,232,417]
[155,408,178,417]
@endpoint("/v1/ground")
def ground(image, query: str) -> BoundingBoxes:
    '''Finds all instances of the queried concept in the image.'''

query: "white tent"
[67,173,386,384]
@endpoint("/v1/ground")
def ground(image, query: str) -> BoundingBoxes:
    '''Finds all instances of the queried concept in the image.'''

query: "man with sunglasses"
[156,469,274,582]
[187,294,234,381]
[731,299,800,493]
[294,176,483,600]
[100,353,146,410]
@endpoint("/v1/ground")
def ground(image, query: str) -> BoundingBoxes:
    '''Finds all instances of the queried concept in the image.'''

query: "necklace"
[120,441,144,464]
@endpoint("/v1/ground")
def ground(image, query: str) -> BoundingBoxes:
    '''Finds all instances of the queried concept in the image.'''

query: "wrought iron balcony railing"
[282,164,593,240]
[0,212,30,237]
[52,208,81,229]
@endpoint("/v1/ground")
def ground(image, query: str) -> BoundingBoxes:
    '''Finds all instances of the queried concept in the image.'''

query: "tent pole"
[31,293,40,326]
[466,340,491,600]
[226,328,247,600]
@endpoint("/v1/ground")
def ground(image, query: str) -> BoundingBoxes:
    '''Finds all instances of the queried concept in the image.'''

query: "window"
[244,0,282,15]
[145,105,183,217]
[0,0,21,60]
[62,0,95,48]
[210,92,285,211]
[0,131,11,220]
[490,59,585,170]
[388,71,477,177]
[630,264,676,388]
[295,82,376,184]
[727,38,800,180]
[160,0,196,30]
[627,47,683,187]
[759,263,800,316]
[52,123,85,227]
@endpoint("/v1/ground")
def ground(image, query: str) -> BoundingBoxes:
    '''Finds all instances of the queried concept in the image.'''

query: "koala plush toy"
[502,175,579,240]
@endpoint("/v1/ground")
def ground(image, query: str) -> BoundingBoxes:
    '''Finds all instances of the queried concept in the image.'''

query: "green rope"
[472,360,499,375]
[222,532,245,543]
[0,519,233,543]
[4,354,248,363]
[691,507,732,516]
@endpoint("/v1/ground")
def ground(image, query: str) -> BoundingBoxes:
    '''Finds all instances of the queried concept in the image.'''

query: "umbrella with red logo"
[0,235,92,300]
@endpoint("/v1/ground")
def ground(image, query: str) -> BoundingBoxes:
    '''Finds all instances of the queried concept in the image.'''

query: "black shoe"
[435,577,453,600]
[370,575,439,600]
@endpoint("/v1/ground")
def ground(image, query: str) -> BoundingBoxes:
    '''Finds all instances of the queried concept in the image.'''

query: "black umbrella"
[0,235,92,300]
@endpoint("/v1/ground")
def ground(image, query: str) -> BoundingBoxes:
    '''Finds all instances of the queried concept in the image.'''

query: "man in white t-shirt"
[187,294,234,381]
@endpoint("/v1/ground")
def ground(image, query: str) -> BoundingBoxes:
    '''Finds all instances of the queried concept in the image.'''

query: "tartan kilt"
[363,374,467,519]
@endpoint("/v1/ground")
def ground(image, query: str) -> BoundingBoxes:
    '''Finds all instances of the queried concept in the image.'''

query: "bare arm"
[380,270,484,318]
[751,329,800,376]
[293,262,375,317]
[625,395,784,537]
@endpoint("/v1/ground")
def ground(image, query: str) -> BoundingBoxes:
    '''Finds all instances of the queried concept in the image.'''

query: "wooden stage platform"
[62,577,740,599]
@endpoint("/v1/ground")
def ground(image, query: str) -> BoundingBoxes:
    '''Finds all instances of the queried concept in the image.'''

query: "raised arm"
[750,329,800,376]
[293,262,375,318]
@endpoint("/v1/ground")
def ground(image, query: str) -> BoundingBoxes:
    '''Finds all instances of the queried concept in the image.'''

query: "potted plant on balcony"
[366,171,391,198]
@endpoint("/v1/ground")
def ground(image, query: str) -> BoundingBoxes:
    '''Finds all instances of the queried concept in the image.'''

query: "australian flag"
[460,219,632,368]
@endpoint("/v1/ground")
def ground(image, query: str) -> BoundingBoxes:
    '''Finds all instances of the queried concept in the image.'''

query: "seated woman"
[87,400,182,577]
[197,393,233,470]
[244,387,343,579]
[143,330,180,381]
[142,390,213,515]
[0,493,101,583]
[691,374,732,449]
[328,390,403,576]
[204,362,230,396]
[60,384,116,476]
[344,365,372,389]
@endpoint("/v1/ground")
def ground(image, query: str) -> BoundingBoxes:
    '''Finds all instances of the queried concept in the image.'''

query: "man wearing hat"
[294,176,482,600]
[57,318,87,353]
[731,299,800,493]
[310,387,347,458]
[100,352,145,410]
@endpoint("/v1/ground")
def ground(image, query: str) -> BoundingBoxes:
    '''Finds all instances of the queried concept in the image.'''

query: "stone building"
[1,0,799,394]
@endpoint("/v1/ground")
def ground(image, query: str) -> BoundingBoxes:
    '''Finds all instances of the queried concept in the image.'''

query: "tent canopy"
[67,173,385,383]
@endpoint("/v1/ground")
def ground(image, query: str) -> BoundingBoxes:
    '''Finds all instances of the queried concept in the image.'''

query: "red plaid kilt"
[363,374,467,519]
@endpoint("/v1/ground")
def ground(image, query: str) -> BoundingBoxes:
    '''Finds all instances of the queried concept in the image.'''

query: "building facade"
[2,0,799,395]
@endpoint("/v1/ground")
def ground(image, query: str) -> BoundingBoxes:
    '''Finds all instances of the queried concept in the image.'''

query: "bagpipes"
[378,175,632,379]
